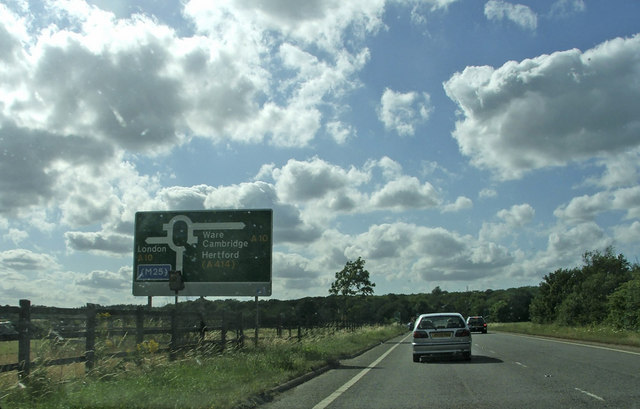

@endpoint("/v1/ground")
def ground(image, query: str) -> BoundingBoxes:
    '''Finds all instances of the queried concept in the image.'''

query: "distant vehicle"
[466,316,487,333]
[412,313,471,362]
[0,321,18,340]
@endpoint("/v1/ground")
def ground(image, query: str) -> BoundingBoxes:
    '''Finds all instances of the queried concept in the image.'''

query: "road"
[260,331,640,409]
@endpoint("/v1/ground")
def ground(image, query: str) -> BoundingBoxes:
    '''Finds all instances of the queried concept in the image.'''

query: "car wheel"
[413,354,420,363]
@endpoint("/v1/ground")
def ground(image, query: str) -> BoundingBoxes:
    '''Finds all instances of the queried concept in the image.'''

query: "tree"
[530,247,632,325]
[529,268,580,323]
[329,257,375,322]
[490,300,510,322]
[577,247,631,324]
[329,257,376,297]
[607,268,640,330]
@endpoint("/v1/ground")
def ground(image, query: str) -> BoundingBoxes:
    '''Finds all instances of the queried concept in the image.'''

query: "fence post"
[237,312,244,349]
[136,306,144,346]
[18,299,31,380]
[199,311,206,344]
[85,304,97,372]
[220,310,226,351]
[107,314,113,339]
[170,307,178,361]
[277,314,282,338]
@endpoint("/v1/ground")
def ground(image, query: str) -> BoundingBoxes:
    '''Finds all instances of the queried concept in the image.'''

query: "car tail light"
[413,331,429,338]
[455,329,470,337]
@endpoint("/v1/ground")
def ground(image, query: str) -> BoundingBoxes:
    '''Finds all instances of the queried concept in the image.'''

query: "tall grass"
[490,322,640,348]
[1,324,406,409]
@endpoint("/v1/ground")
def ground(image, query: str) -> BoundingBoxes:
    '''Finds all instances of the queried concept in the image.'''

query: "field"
[490,322,640,349]
[1,324,406,409]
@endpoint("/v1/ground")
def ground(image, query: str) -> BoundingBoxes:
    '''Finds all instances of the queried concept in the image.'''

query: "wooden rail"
[0,299,245,378]
[0,299,368,380]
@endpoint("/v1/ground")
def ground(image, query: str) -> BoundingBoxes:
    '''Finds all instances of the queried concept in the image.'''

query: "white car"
[412,313,471,362]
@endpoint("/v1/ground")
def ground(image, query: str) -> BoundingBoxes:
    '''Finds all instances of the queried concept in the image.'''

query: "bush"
[607,276,640,330]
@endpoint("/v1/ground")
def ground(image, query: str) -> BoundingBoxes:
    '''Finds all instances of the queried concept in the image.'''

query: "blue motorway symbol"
[137,264,171,281]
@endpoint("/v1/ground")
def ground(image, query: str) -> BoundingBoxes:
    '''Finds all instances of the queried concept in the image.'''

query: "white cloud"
[612,186,640,220]
[0,0,382,223]
[586,150,640,188]
[0,249,61,273]
[373,156,404,180]
[409,227,513,281]
[408,0,461,26]
[444,34,640,180]
[371,176,440,210]
[223,0,386,51]
[484,0,537,31]
[442,196,473,213]
[75,267,129,290]
[549,0,585,18]
[315,222,516,284]
[273,157,369,202]
[554,186,640,224]
[3,228,28,245]
[326,121,354,144]
[272,252,323,292]
[479,204,534,243]
[554,192,609,224]
[378,88,432,136]
[547,222,611,262]
[613,221,640,244]
[498,203,535,227]
[479,222,511,243]
[479,188,497,199]
[65,231,132,256]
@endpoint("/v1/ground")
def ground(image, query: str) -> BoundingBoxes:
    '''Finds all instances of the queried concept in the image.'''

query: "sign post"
[133,209,272,297]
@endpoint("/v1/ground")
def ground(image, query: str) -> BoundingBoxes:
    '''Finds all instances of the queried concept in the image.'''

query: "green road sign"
[133,209,272,297]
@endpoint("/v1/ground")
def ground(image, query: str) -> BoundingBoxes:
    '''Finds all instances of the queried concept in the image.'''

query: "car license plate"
[431,332,451,338]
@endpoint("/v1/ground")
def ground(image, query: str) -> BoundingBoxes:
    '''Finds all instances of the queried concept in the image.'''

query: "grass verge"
[1,324,406,409]
[490,322,640,348]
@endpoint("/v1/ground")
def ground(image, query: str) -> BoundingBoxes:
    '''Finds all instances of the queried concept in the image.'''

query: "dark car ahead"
[466,316,487,333]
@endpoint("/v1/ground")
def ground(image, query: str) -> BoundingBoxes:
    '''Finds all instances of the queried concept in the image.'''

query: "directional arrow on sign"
[144,216,248,271]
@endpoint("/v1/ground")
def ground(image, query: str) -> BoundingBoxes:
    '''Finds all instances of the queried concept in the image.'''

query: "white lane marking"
[575,388,605,401]
[515,361,528,368]
[499,333,640,356]
[312,333,410,409]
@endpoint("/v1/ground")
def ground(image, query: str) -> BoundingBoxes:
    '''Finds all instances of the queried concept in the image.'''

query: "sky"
[1,0,640,308]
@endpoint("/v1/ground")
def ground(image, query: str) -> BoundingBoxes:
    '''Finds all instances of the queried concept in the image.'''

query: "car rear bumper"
[412,341,471,356]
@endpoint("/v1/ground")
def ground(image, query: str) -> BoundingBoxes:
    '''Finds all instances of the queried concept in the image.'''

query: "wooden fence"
[0,299,248,379]
[0,300,371,381]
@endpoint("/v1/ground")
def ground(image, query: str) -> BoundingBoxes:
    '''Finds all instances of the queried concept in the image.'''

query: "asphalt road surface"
[260,331,640,409]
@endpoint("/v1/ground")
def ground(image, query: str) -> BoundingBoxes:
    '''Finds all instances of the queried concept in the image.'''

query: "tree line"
[119,247,639,330]
[166,285,537,327]
[530,246,640,329]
